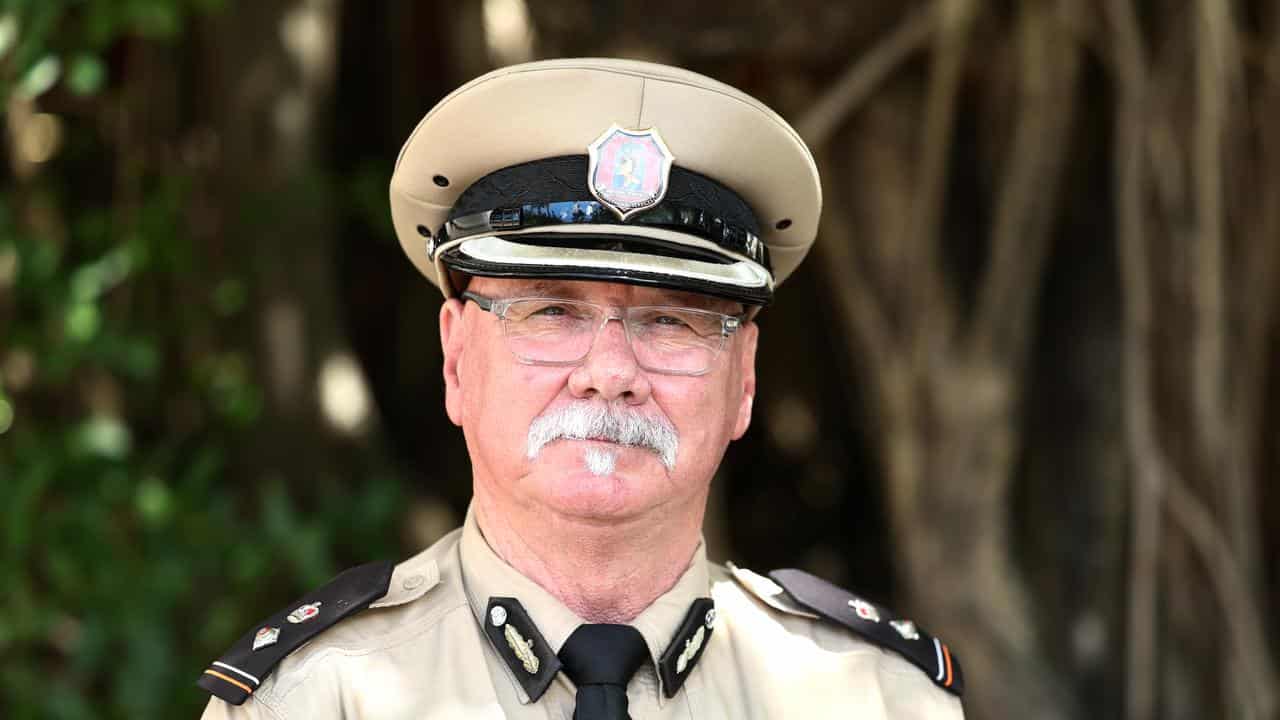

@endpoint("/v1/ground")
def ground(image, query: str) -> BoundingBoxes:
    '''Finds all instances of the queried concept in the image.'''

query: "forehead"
[467,277,744,313]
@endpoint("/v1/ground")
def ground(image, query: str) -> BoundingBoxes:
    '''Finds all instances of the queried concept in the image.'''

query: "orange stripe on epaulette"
[204,669,254,695]
[942,644,954,688]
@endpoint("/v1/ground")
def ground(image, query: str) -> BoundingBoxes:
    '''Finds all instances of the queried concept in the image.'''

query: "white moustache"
[526,402,679,471]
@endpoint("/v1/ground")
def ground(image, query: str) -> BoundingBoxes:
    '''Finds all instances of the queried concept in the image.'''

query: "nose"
[566,316,652,405]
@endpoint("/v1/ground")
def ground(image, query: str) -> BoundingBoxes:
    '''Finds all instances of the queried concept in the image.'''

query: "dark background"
[1,1,1278,718]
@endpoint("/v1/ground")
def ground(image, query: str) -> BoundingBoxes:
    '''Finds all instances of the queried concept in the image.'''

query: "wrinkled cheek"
[670,409,728,471]
[507,361,574,394]
[477,365,576,451]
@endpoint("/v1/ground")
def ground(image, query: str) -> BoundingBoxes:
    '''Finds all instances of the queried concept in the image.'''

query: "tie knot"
[558,624,649,687]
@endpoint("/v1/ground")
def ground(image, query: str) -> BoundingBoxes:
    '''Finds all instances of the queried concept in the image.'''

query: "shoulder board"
[197,561,394,706]
[766,568,964,698]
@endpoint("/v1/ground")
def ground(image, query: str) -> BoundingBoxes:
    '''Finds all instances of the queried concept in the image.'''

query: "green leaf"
[64,302,101,342]
[66,54,105,96]
[0,14,18,58]
[135,477,173,528]
[212,278,247,317]
[72,416,132,460]
[17,54,60,99]
[0,395,12,435]
[0,243,19,289]
[128,1,181,39]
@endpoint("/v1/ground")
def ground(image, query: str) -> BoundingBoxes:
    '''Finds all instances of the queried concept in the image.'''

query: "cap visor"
[439,233,773,305]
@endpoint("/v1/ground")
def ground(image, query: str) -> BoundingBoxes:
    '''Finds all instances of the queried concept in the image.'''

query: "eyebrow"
[675,295,743,314]
[510,279,577,297]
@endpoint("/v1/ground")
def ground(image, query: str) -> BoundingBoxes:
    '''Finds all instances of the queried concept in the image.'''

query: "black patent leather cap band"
[438,200,769,271]
[449,155,760,232]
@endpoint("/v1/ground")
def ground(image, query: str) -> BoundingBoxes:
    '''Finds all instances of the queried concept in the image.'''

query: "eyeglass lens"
[499,299,728,374]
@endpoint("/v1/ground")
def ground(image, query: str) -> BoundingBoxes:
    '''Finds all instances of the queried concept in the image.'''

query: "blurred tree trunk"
[1110,0,1280,718]
[803,1,1085,717]
[196,0,367,573]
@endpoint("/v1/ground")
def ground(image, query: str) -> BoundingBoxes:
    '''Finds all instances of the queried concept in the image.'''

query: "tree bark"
[803,2,1084,717]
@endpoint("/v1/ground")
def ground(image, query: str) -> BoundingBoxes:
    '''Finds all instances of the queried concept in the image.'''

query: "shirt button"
[402,574,425,590]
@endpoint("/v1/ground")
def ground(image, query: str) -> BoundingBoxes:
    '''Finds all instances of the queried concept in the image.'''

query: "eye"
[652,314,691,327]
[514,300,595,323]
[531,304,570,317]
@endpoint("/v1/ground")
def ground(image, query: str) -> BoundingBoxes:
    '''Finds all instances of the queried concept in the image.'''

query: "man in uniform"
[198,58,965,719]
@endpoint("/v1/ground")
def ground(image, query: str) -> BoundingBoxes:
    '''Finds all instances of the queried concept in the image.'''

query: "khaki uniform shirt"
[201,509,964,719]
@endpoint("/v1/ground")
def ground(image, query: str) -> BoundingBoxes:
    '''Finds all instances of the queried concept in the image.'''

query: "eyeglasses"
[461,291,744,376]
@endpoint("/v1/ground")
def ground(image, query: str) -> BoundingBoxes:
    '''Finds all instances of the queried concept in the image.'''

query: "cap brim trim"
[454,235,770,287]
[456,223,768,268]
[435,234,774,304]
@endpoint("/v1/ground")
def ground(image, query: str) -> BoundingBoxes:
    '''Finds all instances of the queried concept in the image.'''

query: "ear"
[439,297,467,427]
[730,321,758,440]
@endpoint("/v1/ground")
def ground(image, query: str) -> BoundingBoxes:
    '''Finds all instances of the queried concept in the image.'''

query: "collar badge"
[587,124,675,221]
[505,623,540,674]
[675,624,706,674]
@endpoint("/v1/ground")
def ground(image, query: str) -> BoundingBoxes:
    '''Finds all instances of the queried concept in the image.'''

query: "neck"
[473,489,704,623]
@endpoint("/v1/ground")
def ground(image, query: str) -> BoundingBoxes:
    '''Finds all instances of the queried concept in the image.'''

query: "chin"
[525,441,667,521]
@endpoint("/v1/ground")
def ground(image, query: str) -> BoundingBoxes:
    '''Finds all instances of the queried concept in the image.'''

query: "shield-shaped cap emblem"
[587,125,675,220]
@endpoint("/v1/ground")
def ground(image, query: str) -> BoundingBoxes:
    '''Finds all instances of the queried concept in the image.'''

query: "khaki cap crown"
[389,57,822,303]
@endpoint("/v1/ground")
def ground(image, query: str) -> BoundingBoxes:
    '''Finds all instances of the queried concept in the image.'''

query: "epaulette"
[729,564,963,697]
[197,561,394,706]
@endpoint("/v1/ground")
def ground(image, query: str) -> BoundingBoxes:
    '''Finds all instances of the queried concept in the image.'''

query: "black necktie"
[558,624,649,720]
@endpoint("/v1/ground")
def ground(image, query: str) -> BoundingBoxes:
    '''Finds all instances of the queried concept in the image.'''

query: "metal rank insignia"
[504,623,540,674]
[252,626,280,651]
[286,602,322,624]
[587,124,675,220]
[675,625,706,674]
[890,619,920,641]
[848,598,881,623]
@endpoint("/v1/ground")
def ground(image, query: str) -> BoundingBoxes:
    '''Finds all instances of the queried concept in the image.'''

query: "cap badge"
[587,124,675,221]
[890,619,920,640]
[252,626,280,651]
[286,602,322,624]
[848,598,881,623]
[504,623,540,674]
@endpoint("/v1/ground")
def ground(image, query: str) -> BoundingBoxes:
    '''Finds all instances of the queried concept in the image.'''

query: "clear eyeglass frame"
[460,290,744,377]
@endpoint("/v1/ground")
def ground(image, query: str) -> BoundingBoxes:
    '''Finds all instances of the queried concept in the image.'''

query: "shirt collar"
[458,504,712,703]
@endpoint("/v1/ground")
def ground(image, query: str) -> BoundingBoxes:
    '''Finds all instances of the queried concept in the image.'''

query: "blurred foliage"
[0,2,405,717]
[0,0,226,104]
